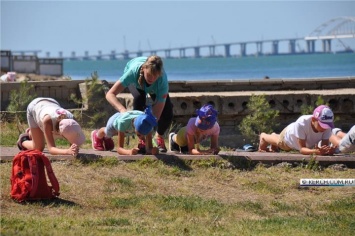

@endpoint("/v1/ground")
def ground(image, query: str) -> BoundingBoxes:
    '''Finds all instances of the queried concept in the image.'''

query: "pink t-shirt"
[185,117,220,144]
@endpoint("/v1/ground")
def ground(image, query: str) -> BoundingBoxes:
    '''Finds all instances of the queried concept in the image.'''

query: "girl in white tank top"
[17,97,85,156]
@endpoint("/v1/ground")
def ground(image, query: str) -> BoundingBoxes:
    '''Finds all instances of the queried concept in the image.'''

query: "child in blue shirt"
[91,108,158,155]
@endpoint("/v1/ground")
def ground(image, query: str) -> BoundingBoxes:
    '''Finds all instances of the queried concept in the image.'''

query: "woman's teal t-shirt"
[118,57,169,103]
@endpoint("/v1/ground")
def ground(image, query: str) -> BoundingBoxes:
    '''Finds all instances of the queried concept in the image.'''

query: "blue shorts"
[104,112,120,138]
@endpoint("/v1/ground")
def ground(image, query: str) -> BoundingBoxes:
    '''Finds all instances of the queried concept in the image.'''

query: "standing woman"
[106,56,173,152]
[17,97,86,156]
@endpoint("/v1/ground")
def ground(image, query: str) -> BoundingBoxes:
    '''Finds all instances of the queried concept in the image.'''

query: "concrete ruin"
[1,77,354,148]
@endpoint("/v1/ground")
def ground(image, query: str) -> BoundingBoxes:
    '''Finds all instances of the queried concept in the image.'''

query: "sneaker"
[91,130,104,151]
[103,137,115,151]
[168,132,175,152]
[154,136,167,153]
[17,133,30,150]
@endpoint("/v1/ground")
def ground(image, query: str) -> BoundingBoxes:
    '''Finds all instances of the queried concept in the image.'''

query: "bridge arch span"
[307,16,355,38]
[305,16,355,53]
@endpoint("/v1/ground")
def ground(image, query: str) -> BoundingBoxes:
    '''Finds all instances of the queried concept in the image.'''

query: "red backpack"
[10,150,60,202]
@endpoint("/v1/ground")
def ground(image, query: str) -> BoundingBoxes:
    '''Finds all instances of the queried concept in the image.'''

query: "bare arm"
[187,133,199,155]
[43,115,78,156]
[116,131,139,155]
[106,80,127,113]
[329,134,341,147]
[152,101,165,120]
[196,133,219,155]
[144,133,159,155]
[209,134,220,155]
[187,133,214,155]
[298,138,334,155]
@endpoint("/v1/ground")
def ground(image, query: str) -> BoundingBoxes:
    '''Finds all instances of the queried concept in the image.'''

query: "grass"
[1,160,355,235]
[1,122,355,235]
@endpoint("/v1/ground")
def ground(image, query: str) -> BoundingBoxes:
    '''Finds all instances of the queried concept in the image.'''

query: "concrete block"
[12,55,39,74]
[170,93,220,116]
[1,50,12,72]
[219,95,250,115]
[38,58,63,76]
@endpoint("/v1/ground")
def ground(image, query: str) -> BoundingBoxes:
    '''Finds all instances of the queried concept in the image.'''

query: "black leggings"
[132,89,173,136]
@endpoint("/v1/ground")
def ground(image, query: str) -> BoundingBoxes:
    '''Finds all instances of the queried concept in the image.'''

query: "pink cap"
[313,105,334,129]
[59,119,86,146]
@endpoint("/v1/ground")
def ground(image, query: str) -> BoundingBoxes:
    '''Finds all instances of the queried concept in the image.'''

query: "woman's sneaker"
[168,133,175,152]
[153,136,167,153]
[91,130,104,151]
[17,133,31,150]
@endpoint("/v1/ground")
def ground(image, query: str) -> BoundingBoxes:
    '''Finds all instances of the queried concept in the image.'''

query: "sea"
[63,53,355,82]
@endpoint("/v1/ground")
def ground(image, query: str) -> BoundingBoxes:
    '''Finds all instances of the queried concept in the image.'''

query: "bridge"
[64,37,305,60]
[305,16,355,53]
[11,17,355,60]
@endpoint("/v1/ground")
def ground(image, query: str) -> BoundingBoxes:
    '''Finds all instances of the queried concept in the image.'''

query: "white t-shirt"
[27,97,73,131]
[284,115,332,150]
[339,125,355,153]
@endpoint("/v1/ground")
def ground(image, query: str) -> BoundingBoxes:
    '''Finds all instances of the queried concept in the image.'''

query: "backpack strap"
[40,154,60,197]
[26,151,40,198]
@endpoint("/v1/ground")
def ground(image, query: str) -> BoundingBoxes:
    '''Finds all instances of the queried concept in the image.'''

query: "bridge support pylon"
[179,49,186,58]
[256,42,263,56]
[194,47,200,58]
[288,40,296,54]
[224,44,231,57]
[322,39,332,53]
[306,40,316,53]
[165,50,171,59]
[240,43,246,57]
[272,41,279,55]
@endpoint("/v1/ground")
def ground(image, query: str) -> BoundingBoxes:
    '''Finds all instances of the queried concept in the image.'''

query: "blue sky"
[1,0,355,57]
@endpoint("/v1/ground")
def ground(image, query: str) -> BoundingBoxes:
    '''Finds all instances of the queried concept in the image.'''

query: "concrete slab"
[1,146,354,168]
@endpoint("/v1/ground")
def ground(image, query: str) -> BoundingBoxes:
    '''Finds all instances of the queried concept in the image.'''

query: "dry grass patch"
[1,154,355,235]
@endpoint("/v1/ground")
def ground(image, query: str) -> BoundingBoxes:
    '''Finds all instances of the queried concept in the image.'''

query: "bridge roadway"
[63,37,309,60]
[62,36,352,60]
[1,147,354,168]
